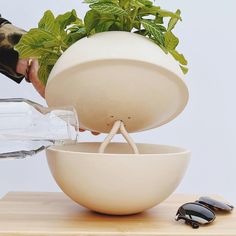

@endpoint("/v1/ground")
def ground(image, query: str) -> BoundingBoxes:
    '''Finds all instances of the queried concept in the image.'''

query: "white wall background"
[0,0,236,205]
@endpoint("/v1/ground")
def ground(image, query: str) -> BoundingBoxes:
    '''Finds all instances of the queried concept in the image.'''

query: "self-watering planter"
[44,31,190,215]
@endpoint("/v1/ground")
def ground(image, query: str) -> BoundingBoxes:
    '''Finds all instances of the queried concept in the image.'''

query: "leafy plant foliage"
[15,0,188,85]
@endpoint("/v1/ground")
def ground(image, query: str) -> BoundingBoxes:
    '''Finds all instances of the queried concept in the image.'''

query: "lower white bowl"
[46,142,190,215]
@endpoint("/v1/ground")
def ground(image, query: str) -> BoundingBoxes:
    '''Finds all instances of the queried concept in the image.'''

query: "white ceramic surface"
[45,31,189,133]
[46,142,190,215]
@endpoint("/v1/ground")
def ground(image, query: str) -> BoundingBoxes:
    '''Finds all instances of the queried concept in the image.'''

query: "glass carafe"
[0,98,79,159]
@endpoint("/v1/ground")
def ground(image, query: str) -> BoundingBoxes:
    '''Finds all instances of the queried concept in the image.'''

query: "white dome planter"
[45,31,190,215]
[45,31,188,134]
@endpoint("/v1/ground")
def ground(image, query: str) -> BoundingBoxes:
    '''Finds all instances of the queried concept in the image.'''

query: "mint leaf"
[155,16,164,24]
[133,20,141,29]
[164,31,179,50]
[169,49,188,65]
[84,10,101,34]
[139,6,161,15]
[55,9,82,32]
[137,0,153,7]
[95,20,114,32]
[38,53,59,85]
[130,0,145,8]
[180,65,188,74]
[157,9,182,19]
[83,0,115,3]
[141,19,164,46]
[15,29,58,58]
[83,0,100,3]
[134,29,148,36]
[155,24,167,32]
[109,22,122,30]
[90,3,128,16]
[38,10,58,34]
[167,9,181,31]
[41,39,59,48]
[38,64,54,86]
[65,27,86,46]
[38,65,49,86]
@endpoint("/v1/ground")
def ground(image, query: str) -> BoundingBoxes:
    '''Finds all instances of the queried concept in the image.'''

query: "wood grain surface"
[0,192,235,236]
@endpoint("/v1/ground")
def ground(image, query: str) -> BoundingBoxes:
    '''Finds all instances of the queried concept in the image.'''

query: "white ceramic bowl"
[46,142,190,215]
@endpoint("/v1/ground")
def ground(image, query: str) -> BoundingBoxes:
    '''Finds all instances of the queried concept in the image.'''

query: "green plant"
[15,0,188,85]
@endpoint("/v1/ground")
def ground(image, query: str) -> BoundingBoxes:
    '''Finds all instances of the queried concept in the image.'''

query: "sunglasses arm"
[175,214,200,229]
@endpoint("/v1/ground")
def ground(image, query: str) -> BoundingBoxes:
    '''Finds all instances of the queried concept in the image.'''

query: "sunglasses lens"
[176,203,215,227]
[197,196,234,212]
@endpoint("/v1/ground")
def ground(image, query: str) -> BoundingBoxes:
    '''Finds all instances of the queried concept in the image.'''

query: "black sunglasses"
[175,196,234,229]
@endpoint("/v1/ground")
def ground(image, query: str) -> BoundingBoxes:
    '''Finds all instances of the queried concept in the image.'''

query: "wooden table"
[0,192,235,236]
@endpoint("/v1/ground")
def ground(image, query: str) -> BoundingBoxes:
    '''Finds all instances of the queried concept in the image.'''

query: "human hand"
[16,58,45,98]
[79,128,100,136]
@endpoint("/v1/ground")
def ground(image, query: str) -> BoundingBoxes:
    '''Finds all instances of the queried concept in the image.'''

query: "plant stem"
[129,7,139,31]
